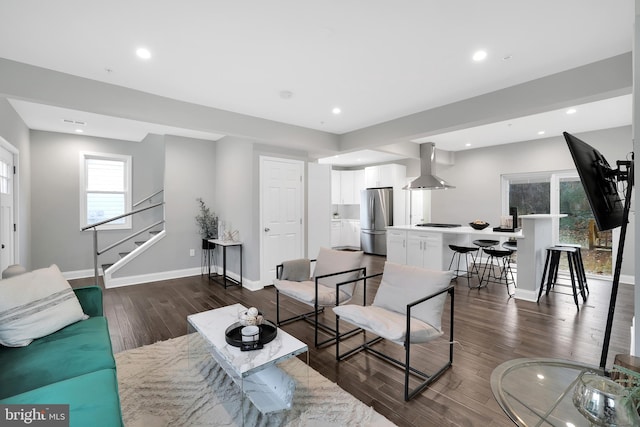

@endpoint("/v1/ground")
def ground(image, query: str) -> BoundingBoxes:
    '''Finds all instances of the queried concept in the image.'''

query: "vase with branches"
[195,198,218,241]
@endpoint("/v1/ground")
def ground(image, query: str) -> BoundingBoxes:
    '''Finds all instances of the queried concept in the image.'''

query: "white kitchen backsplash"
[332,204,360,220]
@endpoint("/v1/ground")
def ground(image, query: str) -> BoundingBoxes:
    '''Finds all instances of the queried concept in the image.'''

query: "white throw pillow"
[0,264,88,347]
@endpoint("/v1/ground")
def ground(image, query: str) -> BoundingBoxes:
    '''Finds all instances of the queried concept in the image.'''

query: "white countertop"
[387,224,524,238]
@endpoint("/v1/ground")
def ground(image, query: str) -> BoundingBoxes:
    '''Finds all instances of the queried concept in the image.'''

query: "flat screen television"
[563,131,624,231]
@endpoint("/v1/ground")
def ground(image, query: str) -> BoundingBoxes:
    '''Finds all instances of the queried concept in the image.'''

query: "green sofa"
[0,286,123,426]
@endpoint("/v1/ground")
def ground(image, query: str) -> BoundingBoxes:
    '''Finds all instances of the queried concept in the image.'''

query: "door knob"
[264,227,270,232]
[1,244,4,249]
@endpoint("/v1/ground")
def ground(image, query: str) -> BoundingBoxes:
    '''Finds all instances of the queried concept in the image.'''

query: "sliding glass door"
[503,171,612,277]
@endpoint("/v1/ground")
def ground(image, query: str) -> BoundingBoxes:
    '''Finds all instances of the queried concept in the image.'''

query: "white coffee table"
[187,304,308,414]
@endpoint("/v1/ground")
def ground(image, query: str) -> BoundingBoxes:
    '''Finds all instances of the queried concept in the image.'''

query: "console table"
[207,239,242,288]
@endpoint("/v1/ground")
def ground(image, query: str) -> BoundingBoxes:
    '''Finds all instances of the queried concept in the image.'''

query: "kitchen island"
[387,215,563,301]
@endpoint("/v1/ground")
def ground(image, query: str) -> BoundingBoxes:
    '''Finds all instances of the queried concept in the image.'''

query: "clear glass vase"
[573,372,640,426]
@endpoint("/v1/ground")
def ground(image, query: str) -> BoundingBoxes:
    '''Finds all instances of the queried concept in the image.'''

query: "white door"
[261,157,304,286]
[0,144,15,273]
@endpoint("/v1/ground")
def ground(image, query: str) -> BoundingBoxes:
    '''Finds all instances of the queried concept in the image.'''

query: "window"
[503,171,612,277]
[80,152,132,230]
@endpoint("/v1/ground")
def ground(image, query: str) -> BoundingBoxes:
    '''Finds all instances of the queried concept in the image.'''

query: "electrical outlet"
[189,249,195,257]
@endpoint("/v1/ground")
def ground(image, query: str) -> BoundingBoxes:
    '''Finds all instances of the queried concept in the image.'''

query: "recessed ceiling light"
[75,129,84,133]
[472,50,487,61]
[465,143,472,147]
[332,107,341,115]
[566,108,577,115]
[538,131,545,135]
[136,47,151,59]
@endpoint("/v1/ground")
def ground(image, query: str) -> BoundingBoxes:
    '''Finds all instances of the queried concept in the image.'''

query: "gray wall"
[431,125,635,277]
[214,137,255,280]
[0,98,31,268]
[121,134,217,276]
[213,136,310,284]
[30,130,165,272]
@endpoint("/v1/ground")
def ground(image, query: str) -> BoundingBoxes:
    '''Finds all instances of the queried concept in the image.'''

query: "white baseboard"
[63,268,102,281]
[209,265,263,291]
[513,288,539,302]
[620,274,635,285]
[106,267,202,288]
[63,265,265,291]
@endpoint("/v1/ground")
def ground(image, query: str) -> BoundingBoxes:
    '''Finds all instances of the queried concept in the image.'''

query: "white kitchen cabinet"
[331,220,342,247]
[364,164,406,188]
[386,229,407,264]
[406,231,443,270]
[341,170,356,204]
[353,170,365,203]
[345,219,361,248]
[332,170,365,204]
[331,219,361,249]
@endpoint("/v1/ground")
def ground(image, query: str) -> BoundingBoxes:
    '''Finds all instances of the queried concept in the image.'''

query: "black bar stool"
[448,244,480,288]
[472,239,499,277]
[554,243,589,297]
[480,248,516,295]
[537,246,587,310]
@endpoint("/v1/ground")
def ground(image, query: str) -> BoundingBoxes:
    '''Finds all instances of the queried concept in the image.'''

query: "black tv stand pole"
[600,159,634,371]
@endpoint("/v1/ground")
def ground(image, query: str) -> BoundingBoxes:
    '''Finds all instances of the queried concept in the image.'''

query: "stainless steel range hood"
[404,142,455,190]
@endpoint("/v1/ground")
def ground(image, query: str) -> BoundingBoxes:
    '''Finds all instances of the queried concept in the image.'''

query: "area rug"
[115,334,395,426]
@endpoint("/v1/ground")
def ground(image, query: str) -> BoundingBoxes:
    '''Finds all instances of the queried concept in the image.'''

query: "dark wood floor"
[70,255,634,427]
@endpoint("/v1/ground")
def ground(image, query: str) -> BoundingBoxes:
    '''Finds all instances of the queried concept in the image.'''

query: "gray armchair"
[333,261,455,401]
[274,247,365,347]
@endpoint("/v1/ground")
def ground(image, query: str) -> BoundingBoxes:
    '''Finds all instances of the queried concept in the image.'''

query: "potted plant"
[195,198,218,249]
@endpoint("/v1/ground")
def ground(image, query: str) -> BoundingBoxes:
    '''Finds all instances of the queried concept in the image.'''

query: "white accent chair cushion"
[333,304,442,344]
[273,280,351,307]
[0,264,88,347]
[373,262,453,331]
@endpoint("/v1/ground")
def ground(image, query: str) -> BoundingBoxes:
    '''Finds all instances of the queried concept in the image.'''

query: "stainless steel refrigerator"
[360,187,393,255]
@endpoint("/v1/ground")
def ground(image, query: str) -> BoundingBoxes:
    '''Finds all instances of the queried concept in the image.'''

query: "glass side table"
[491,358,605,426]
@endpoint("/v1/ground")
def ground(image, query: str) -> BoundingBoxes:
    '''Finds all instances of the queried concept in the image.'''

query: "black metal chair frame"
[334,273,455,401]
[275,260,367,348]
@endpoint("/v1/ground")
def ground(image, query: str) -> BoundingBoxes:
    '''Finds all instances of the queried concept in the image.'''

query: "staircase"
[82,189,165,288]
[101,228,165,286]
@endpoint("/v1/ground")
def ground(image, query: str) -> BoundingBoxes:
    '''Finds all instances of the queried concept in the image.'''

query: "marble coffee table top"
[187,303,308,377]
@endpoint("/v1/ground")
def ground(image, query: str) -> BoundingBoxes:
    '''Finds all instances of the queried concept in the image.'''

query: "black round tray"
[225,320,277,347]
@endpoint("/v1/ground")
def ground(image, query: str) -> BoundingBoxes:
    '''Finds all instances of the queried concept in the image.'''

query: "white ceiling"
[7,99,225,142]
[0,1,634,163]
